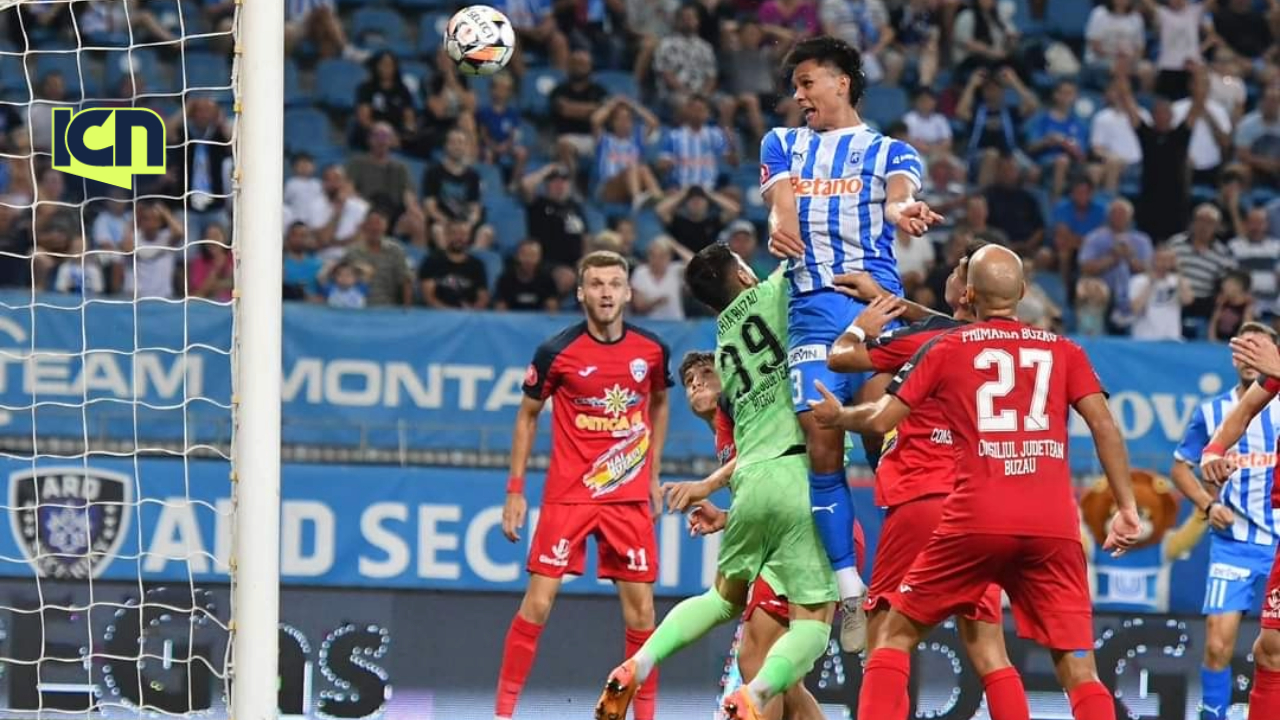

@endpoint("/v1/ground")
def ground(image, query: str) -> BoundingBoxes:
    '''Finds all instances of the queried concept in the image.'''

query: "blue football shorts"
[1202,533,1277,615]
[788,288,895,413]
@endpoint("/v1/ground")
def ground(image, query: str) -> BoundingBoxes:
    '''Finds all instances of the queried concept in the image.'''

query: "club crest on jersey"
[849,150,862,165]
[630,358,648,382]
[9,467,132,579]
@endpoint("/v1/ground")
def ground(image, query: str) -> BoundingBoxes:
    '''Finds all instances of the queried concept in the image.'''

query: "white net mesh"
[0,1,241,715]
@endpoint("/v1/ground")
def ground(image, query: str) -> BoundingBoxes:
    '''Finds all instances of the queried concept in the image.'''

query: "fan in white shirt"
[1090,84,1149,190]
[1129,247,1193,340]
[903,89,953,159]
[630,236,689,321]
[1084,0,1147,66]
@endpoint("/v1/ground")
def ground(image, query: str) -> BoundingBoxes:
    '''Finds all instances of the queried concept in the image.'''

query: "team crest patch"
[524,363,538,386]
[849,150,862,165]
[630,358,648,382]
[9,467,132,579]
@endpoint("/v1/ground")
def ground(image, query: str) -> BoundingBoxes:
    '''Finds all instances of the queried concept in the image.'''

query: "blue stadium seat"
[284,108,336,156]
[486,195,527,252]
[398,155,428,190]
[0,54,26,100]
[594,70,638,100]
[183,51,232,92]
[315,58,365,111]
[33,53,88,97]
[634,209,666,251]
[418,14,450,57]
[1045,0,1092,40]
[473,248,504,291]
[475,163,504,194]
[1010,0,1046,39]
[861,85,908,131]
[284,59,307,107]
[351,7,413,56]
[520,67,564,117]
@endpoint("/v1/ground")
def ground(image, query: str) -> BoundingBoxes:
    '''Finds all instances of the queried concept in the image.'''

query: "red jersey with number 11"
[888,317,1104,540]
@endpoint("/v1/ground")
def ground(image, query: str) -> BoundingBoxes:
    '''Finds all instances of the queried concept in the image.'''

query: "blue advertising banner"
[0,291,1238,470]
[0,459,1216,612]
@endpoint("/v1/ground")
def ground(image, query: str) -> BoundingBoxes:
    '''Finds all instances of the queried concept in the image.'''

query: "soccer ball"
[444,5,516,76]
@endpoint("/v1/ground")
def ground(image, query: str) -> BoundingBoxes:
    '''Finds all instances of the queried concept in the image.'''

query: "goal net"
[0,1,280,717]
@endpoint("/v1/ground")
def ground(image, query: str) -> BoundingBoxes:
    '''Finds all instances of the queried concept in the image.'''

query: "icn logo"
[52,107,166,189]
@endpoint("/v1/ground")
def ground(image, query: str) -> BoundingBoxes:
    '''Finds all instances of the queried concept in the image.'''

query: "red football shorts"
[526,502,658,583]
[888,533,1094,651]
[1263,545,1280,630]
[865,496,1002,624]
[744,519,868,626]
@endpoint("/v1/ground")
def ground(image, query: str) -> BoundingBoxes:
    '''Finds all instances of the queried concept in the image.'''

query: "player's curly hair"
[685,243,740,313]
[782,36,867,109]
[678,351,715,385]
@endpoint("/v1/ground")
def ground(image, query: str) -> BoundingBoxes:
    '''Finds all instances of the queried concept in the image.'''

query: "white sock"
[742,679,770,708]
[836,567,867,600]
[632,648,656,684]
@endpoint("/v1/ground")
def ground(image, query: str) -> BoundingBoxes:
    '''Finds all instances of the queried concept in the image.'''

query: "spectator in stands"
[494,239,558,312]
[654,5,718,118]
[592,97,663,209]
[26,72,68,153]
[1090,80,1147,192]
[904,89,953,160]
[1116,63,1199,242]
[956,67,1038,188]
[313,165,369,261]
[721,219,771,278]
[189,226,234,302]
[923,227,975,311]
[921,154,967,232]
[1052,176,1108,285]
[1129,247,1193,341]
[321,261,369,309]
[419,220,490,310]
[958,195,1009,247]
[893,225,935,297]
[0,204,31,290]
[1017,257,1063,332]
[1084,0,1149,79]
[352,51,417,152]
[283,153,324,229]
[91,191,131,281]
[1207,47,1248,122]
[622,0,679,88]
[551,51,609,183]
[415,55,478,157]
[121,202,184,300]
[4,1,70,48]
[167,98,234,238]
[341,208,411,308]
[951,0,1023,77]
[283,222,323,302]
[655,185,741,253]
[500,0,570,72]
[78,0,177,45]
[1172,79,1234,187]
[1208,270,1255,341]
[476,74,528,189]
[346,122,425,243]
[718,19,781,144]
[1212,0,1276,72]
[1229,207,1280,319]
[519,164,587,282]
[1079,197,1153,332]
[423,128,483,242]
[605,216,642,267]
[657,96,735,191]
[32,167,79,239]
[284,0,360,61]
[819,0,895,85]
[1235,82,1280,187]
[1026,80,1090,201]
[1210,166,1249,241]
[889,0,941,88]
[983,154,1045,257]
[1148,0,1211,100]
[630,236,689,321]
[53,235,105,298]
[1168,203,1238,337]
[1075,277,1112,336]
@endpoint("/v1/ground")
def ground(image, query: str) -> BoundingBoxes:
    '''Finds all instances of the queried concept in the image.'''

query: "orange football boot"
[594,659,639,720]
[722,687,764,720]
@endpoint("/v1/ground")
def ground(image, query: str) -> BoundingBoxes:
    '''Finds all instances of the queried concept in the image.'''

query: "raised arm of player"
[1202,381,1280,485]
[648,388,670,520]
[1075,392,1140,554]
[503,395,546,542]
[882,173,943,238]
[1231,332,1280,378]
[759,130,804,259]
[808,381,911,434]
[828,295,905,373]
[1169,403,1237,529]
[663,457,735,514]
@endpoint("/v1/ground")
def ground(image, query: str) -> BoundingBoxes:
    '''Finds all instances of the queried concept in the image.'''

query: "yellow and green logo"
[52,107,166,189]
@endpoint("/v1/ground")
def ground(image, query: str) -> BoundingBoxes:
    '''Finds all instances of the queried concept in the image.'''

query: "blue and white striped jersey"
[659,125,730,189]
[759,124,923,295]
[1174,386,1280,545]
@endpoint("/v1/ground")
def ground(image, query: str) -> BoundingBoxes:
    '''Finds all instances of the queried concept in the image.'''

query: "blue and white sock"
[808,469,865,599]
[1199,665,1231,720]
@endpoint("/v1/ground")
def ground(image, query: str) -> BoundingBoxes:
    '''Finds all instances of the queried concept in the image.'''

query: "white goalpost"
[0,0,282,717]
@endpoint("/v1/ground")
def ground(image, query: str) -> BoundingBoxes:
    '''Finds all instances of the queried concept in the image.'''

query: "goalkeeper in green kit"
[595,244,837,720]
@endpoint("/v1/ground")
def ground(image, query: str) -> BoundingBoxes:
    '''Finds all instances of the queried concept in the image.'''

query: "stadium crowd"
[0,0,1278,340]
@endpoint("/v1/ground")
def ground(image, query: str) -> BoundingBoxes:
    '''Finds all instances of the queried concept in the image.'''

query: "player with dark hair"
[818,243,1031,720]
[817,245,1140,720]
[1168,322,1280,720]
[495,250,672,720]
[1200,330,1280,718]
[761,35,943,651]
[596,244,837,720]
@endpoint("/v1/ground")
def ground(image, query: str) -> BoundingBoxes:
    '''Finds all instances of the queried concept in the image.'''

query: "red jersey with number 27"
[523,322,672,504]
[866,315,965,507]
[888,317,1104,540]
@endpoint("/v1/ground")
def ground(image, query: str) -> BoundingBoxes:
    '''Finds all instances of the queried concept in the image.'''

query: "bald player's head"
[966,245,1026,318]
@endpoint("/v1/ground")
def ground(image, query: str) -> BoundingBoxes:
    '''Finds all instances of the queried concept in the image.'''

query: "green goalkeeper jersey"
[714,270,804,469]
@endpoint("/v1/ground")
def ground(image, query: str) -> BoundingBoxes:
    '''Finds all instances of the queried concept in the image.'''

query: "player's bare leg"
[615,580,658,720]
[958,618,1029,720]
[857,607,932,720]
[738,609,826,720]
[597,575,748,720]
[798,413,868,653]
[724,601,835,720]
[495,573,563,720]
[1249,629,1280,717]
[1200,611,1242,719]
[1048,649,1116,720]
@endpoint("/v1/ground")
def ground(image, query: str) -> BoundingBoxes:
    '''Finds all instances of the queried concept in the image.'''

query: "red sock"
[981,667,1030,720]
[494,614,544,718]
[1067,680,1115,720]
[625,628,657,720]
[857,648,911,720]
[1250,665,1280,716]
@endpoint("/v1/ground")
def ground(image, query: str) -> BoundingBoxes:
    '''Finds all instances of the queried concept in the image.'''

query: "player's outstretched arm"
[1231,333,1280,378]
[1076,392,1140,554]
[1169,460,1234,530]
[808,380,909,434]
[648,389,671,520]
[663,458,735,514]
[502,395,546,542]
[883,174,943,238]
[1202,381,1278,484]
[760,130,803,258]
[828,296,905,373]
